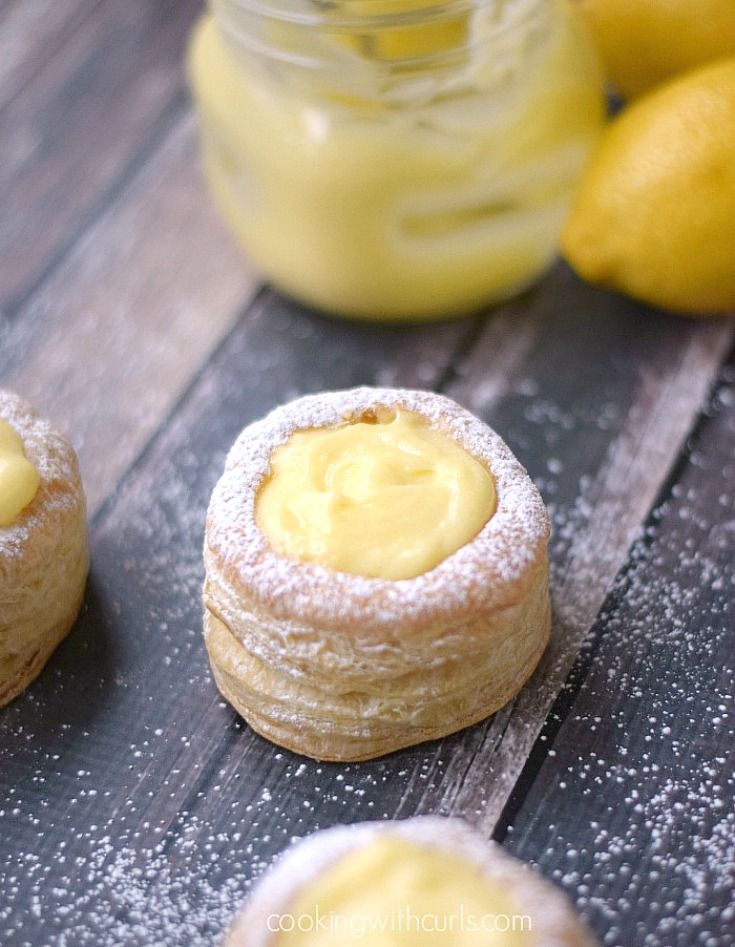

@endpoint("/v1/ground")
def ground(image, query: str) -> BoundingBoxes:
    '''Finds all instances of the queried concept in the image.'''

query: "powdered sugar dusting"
[206,387,550,631]
[504,367,735,947]
[0,811,262,946]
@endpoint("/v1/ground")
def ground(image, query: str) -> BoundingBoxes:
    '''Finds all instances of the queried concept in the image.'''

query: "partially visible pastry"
[204,387,550,761]
[0,390,89,707]
[226,817,598,947]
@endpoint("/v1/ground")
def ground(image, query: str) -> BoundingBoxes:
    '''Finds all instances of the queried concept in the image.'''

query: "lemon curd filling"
[273,836,531,947]
[255,409,495,580]
[0,419,40,528]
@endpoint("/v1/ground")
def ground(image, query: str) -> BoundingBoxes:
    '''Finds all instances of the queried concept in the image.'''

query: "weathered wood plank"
[0,0,201,312]
[0,0,99,111]
[0,270,730,945]
[502,360,735,947]
[0,116,258,514]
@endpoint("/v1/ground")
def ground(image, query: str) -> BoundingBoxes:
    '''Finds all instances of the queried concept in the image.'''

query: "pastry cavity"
[0,420,40,527]
[226,818,598,947]
[0,390,89,708]
[204,387,551,761]
[255,407,496,581]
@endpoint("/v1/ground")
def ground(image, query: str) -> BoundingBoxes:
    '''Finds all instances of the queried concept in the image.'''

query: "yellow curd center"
[255,408,495,580]
[273,836,531,947]
[0,419,40,528]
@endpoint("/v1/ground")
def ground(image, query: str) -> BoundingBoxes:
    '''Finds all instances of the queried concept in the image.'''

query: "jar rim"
[210,0,551,95]
[215,0,539,31]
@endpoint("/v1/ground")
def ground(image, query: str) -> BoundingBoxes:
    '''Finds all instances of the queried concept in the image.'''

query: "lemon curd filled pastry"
[0,390,89,707]
[203,387,550,761]
[226,817,597,947]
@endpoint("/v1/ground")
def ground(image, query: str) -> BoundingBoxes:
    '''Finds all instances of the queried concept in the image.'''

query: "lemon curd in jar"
[189,0,605,320]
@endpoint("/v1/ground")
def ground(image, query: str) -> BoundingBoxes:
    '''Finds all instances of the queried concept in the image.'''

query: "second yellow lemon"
[573,0,735,99]
[562,58,735,317]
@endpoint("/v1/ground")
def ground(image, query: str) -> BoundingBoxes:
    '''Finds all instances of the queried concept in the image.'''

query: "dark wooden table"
[1,2,734,945]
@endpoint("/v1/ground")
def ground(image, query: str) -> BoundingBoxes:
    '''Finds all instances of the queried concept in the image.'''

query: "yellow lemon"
[562,58,735,316]
[573,0,735,99]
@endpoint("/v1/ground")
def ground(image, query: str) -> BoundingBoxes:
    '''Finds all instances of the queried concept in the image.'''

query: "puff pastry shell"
[203,387,551,761]
[0,390,89,707]
[226,817,597,947]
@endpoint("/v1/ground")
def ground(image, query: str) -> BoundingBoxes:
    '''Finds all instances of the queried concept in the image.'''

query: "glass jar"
[188,0,605,321]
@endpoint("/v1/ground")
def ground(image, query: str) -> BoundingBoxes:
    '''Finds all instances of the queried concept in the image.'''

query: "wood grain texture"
[0,0,99,111]
[0,115,258,513]
[503,358,735,947]
[0,0,201,312]
[0,270,731,945]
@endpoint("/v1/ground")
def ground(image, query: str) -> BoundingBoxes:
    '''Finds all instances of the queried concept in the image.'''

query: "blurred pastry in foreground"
[0,390,89,707]
[203,386,550,761]
[226,817,597,947]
